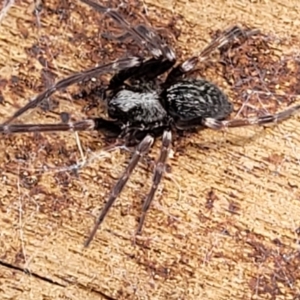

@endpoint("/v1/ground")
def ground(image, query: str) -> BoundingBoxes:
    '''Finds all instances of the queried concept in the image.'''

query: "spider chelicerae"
[1,0,299,247]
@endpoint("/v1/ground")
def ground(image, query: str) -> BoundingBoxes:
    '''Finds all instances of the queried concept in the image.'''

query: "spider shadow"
[177,126,270,153]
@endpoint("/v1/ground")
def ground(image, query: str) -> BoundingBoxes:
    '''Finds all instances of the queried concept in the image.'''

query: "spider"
[1,0,299,247]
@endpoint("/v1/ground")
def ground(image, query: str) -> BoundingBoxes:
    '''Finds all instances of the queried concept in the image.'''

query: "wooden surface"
[0,1,300,299]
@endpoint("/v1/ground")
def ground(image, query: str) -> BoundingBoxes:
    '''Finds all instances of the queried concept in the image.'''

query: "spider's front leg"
[2,57,142,125]
[0,117,122,136]
[165,26,260,85]
[80,0,176,62]
[108,57,175,89]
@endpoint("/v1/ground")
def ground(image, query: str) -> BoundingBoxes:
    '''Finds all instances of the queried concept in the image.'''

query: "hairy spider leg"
[197,26,260,63]
[80,0,177,87]
[80,0,175,61]
[202,104,300,129]
[109,57,175,89]
[78,56,176,109]
[133,24,176,61]
[2,57,142,125]
[0,118,122,136]
[165,26,260,85]
[136,130,172,235]
[84,134,154,247]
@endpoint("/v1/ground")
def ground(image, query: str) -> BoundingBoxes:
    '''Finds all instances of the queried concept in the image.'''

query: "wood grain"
[0,1,299,299]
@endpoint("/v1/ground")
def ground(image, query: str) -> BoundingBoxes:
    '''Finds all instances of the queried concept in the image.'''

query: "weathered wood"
[0,1,299,299]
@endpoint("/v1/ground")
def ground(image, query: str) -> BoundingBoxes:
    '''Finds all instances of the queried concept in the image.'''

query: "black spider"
[1,0,299,247]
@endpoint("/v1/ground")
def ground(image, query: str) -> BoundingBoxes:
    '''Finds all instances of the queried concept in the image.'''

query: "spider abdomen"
[164,79,233,121]
[108,89,167,125]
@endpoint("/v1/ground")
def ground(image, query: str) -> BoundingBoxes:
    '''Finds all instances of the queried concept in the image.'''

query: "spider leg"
[197,26,259,63]
[84,134,154,247]
[102,31,132,43]
[106,23,175,61]
[80,0,176,61]
[0,118,122,136]
[165,26,259,83]
[136,130,172,235]
[109,57,175,89]
[202,104,300,129]
[133,24,175,61]
[3,57,142,125]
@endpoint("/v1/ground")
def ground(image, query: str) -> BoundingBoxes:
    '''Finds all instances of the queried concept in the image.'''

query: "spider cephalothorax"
[1,0,299,247]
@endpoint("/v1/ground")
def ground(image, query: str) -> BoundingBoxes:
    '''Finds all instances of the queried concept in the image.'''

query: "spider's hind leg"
[202,104,300,129]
